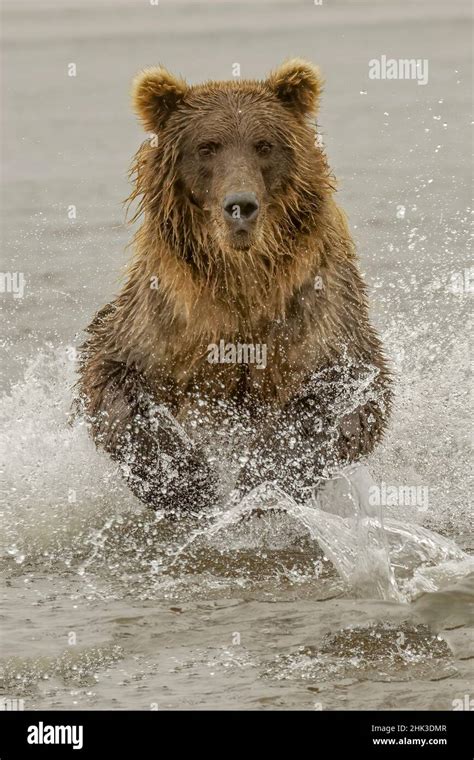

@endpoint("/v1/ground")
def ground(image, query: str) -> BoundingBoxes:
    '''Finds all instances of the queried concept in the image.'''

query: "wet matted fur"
[77,59,392,513]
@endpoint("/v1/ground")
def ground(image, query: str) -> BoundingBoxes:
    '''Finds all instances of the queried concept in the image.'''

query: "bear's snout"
[223,191,260,229]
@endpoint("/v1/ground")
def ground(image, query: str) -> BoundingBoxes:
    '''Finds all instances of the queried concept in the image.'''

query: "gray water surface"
[1,0,472,710]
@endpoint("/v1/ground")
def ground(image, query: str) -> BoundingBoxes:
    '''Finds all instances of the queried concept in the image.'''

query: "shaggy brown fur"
[77,59,392,513]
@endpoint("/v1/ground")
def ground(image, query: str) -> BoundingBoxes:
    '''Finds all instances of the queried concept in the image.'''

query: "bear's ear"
[131,66,188,131]
[267,59,323,116]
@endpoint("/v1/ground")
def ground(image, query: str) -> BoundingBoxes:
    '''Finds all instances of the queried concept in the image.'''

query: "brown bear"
[77,59,392,515]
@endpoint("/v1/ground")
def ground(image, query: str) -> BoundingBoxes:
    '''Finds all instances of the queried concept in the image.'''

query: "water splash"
[167,467,470,602]
[0,348,138,566]
[0,349,471,604]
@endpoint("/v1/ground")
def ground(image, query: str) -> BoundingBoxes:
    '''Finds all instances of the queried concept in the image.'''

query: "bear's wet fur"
[78,60,392,513]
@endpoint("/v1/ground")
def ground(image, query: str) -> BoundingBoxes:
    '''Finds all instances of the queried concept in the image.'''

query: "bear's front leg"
[80,365,217,515]
[234,362,390,503]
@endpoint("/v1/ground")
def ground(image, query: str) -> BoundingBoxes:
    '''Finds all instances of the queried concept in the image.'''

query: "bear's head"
[130,60,333,287]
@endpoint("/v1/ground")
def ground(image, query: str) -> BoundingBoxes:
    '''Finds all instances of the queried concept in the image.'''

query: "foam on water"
[0,348,138,566]
[171,472,471,602]
[0,344,471,603]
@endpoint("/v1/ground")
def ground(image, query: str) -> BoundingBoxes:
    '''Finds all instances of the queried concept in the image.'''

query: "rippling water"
[1,0,472,712]
[0,343,472,710]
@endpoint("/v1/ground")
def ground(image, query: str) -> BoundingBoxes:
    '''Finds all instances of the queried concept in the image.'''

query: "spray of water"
[0,346,472,603]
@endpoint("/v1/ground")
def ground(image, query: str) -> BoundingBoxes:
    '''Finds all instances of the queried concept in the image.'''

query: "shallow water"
[1,0,473,711]
[1,349,473,711]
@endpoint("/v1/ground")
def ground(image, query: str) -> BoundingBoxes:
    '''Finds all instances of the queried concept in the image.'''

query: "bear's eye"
[197,142,220,158]
[254,140,273,156]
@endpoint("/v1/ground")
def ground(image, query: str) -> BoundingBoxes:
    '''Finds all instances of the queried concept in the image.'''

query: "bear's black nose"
[223,192,259,223]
